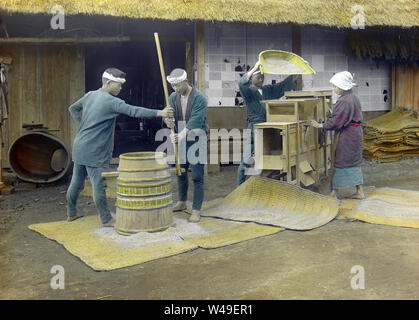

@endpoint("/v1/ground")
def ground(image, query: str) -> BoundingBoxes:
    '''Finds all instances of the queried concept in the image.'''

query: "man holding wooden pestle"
[67,67,173,227]
[164,68,208,223]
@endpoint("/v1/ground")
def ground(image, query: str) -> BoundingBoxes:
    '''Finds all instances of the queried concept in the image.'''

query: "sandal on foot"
[67,215,84,222]
[351,193,366,200]
[102,218,115,228]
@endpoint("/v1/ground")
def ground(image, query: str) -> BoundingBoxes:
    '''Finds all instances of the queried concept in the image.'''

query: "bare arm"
[245,61,261,81]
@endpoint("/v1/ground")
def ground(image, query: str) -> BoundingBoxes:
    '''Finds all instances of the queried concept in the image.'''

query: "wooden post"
[391,65,396,109]
[196,21,205,93]
[0,124,3,191]
[296,111,301,186]
[186,41,193,84]
[286,126,291,183]
[292,25,303,91]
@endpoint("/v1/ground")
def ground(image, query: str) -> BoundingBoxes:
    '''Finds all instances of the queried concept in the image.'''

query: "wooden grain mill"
[254,90,333,187]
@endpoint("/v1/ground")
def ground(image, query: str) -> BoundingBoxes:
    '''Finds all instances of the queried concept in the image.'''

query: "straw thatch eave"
[1,0,418,28]
[347,28,419,64]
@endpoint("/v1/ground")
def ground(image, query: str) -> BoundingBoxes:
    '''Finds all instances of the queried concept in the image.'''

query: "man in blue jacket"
[67,68,173,227]
[237,61,296,185]
[164,68,208,223]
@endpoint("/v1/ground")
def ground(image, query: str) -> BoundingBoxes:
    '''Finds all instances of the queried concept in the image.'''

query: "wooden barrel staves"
[8,132,71,183]
[115,152,173,235]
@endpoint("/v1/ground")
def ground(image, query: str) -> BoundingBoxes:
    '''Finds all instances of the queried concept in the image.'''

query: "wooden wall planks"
[0,45,85,168]
[395,65,419,111]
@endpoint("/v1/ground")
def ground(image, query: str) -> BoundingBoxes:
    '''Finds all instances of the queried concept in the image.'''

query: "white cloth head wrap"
[102,71,126,84]
[329,71,356,91]
[167,69,187,85]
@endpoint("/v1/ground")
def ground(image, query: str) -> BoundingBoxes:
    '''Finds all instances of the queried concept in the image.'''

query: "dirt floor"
[1,158,419,300]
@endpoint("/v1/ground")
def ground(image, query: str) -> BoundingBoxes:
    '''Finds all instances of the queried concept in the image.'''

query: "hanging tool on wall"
[154,32,182,176]
[0,57,11,123]
[0,56,12,193]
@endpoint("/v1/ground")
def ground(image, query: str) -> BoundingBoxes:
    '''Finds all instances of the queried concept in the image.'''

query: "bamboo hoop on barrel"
[115,152,173,235]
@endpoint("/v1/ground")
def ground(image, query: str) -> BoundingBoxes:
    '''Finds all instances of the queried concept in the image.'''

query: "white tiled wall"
[203,23,392,111]
[300,26,392,111]
[204,22,292,107]
[348,56,392,111]
[301,27,348,92]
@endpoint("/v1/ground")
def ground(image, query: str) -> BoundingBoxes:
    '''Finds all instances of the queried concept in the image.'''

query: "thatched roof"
[1,0,418,28]
[347,29,419,64]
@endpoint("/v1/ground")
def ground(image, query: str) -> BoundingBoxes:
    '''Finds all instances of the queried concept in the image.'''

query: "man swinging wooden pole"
[154,34,209,223]
[66,67,173,227]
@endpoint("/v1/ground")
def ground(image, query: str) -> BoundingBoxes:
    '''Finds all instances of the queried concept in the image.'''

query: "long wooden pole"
[154,32,182,176]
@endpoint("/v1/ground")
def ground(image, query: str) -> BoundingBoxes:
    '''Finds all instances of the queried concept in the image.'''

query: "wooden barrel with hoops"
[115,152,173,235]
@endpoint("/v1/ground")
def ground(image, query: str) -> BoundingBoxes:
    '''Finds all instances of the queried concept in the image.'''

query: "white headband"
[167,70,187,85]
[103,71,126,84]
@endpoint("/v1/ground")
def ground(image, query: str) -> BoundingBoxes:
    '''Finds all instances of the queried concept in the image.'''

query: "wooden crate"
[285,90,332,122]
[284,91,333,181]
[263,98,319,122]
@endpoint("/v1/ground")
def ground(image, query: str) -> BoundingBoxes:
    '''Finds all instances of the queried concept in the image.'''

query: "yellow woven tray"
[259,50,315,75]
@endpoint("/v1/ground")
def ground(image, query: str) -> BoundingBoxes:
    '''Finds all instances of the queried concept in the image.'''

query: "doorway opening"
[85,40,190,157]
